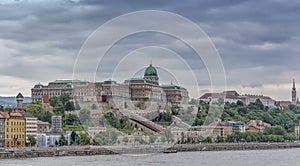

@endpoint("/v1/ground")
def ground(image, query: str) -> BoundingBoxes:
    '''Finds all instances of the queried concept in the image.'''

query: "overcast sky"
[1,0,300,100]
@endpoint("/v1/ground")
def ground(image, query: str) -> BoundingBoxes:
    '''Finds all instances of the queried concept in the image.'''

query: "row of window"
[6,134,25,139]
[6,128,25,132]
[6,122,25,126]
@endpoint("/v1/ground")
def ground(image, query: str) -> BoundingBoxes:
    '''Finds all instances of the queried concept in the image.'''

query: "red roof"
[10,112,23,117]
[42,95,50,103]
[0,112,9,118]
[200,93,239,99]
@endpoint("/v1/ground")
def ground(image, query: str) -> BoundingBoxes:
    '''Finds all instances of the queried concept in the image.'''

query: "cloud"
[0,0,299,100]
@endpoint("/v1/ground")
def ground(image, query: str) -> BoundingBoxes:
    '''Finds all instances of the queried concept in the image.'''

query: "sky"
[0,0,300,101]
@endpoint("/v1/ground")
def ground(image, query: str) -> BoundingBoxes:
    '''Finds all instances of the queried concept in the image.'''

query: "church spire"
[293,79,296,90]
[292,79,297,105]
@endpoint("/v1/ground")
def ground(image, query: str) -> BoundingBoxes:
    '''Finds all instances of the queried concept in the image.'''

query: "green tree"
[171,105,180,115]
[53,103,65,114]
[65,101,75,111]
[59,94,70,106]
[216,135,224,143]
[50,96,59,108]
[204,136,212,143]
[237,100,244,106]
[77,132,90,145]
[64,113,78,126]
[27,135,37,146]
[4,107,12,113]
[59,134,67,146]
[149,134,157,144]
[78,109,91,125]
[94,130,118,145]
[71,131,77,144]
[162,112,172,122]
[103,112,121,129]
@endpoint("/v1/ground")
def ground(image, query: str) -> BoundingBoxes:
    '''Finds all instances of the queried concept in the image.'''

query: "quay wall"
[0,146,116,159]
[1,143,300,159]
[169,142,300,152]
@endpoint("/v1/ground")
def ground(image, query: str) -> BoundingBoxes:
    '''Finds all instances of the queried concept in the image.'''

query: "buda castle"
[31,64,189,110]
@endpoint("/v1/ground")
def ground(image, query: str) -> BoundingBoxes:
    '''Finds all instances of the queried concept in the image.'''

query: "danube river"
[1,148,300,166]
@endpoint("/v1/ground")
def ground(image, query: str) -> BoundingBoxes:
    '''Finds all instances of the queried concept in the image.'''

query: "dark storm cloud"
[0,0,299,99]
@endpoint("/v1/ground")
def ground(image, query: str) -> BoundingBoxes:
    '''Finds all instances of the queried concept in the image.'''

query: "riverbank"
[0,146,116,159]
[1,142,300,159]
[168,142,300,152]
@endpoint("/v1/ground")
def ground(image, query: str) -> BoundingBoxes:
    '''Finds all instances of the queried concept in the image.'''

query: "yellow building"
[5,112,26,147]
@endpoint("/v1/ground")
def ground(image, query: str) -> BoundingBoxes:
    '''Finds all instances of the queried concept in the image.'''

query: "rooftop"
[144,64,158,77]
[16,92,24,99]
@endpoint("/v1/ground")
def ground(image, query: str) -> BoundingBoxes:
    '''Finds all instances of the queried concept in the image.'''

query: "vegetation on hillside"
[194,99,300,133]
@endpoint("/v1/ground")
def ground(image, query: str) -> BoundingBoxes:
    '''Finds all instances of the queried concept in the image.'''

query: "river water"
[1,148,300,166]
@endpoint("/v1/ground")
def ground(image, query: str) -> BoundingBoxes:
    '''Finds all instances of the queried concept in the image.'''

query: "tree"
[53,103,65,114]
[39,110,53,124]
[78,109,91,125]
[28,135,37,146]
[59,134,67,146]
[94,130,118,145]
[204,136,212,143]
[162,112,172,122]
[160,136,167,143]
[71,131,77,144]
[237,100,244,106]
[103,112,123,129]
[77,132,90,145]
[50,96,59,108]
[59,94,70,106]
[273,126,286,135]
[65,101,75,111]
[65,113,78,126]
[4,107,12,113]
[216,136,224,143]
[124,102,128,109]
[149,134,157,144]
[171,105,180,115]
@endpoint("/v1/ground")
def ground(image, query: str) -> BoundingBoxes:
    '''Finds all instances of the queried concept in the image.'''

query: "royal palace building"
[31,64,189,107]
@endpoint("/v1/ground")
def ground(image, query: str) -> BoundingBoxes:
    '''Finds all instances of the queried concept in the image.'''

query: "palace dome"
[144,64,158,76]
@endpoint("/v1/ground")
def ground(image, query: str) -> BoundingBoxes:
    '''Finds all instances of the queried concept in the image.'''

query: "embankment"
[1,142,300,159]
[169,142,300,152]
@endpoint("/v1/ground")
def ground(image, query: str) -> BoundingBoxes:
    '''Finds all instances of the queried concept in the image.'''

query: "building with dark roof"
[16,92,24,110]
[32,64,189,110]
[31,80,94,103]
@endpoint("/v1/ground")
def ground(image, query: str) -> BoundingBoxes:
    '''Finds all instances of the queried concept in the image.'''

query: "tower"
[292,79,297,105]
[16,92,24,110]
[144,64,159,84]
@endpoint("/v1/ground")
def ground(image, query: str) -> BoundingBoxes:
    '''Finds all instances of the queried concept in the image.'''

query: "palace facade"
[31,64,189,108]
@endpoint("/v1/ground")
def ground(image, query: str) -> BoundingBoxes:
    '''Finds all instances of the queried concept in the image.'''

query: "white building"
[240,95,275,108]
[37,134,71,147]
[22,112,38,143]
[199,91,241,105]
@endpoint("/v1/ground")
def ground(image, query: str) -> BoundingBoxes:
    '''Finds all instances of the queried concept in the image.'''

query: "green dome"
[144,64,158,76]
